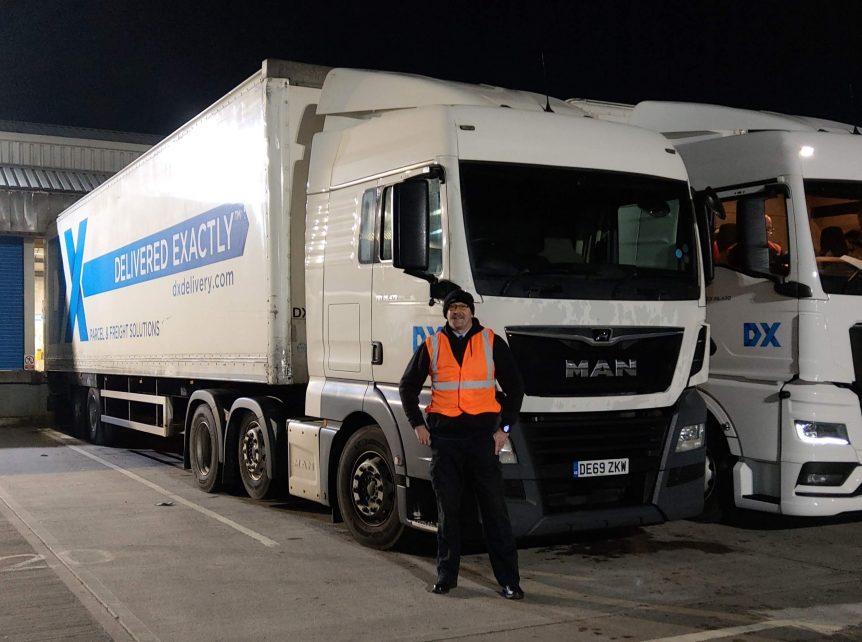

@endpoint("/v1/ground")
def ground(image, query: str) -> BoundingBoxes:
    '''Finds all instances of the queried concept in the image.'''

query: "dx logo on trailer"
[743,322,781,348]
[63,220,90,343]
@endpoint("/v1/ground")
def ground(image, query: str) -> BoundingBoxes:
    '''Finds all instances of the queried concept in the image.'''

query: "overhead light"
[799,145,815,158]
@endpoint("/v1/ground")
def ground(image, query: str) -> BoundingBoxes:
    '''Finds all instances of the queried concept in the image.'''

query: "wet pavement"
[3,423,862,641]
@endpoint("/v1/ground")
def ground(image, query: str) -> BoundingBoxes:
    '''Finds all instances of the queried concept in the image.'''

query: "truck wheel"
[189,405,221,492]
[238,414,274,500]
[701,423,734,522]
[86,388,112,445]
[337,425,403,550]
[71,387,87,438]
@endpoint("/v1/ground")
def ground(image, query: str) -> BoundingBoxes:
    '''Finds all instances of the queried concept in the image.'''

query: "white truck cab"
[572,98,862,517]
[44,63,711,551]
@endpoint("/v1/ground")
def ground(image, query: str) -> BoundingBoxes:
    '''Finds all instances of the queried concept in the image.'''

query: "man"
[765,214,783,254]
[399,289,525,599]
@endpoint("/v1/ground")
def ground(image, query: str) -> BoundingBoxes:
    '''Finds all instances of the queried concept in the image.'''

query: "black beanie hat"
[442,289,475,317]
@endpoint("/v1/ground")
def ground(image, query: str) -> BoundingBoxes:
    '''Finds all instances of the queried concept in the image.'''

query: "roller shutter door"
[0,237,24,370]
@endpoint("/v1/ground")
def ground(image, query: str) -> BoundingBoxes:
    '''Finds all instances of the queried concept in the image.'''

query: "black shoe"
[500,585,524,600]
[431,580,457,594]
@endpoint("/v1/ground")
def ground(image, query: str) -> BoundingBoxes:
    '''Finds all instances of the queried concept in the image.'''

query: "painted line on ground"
[44,429,279,548]
[647,617,842,641]
[0,480,158,642]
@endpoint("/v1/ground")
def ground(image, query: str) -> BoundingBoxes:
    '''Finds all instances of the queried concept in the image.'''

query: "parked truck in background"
[45,60,711,549]
[572,98,862,519]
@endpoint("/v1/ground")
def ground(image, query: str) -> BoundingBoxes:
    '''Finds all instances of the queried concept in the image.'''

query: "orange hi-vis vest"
[425,328,502,417]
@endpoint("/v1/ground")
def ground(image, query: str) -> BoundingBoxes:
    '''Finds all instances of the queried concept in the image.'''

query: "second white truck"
[45,61,711,548]
[573,98,862,518]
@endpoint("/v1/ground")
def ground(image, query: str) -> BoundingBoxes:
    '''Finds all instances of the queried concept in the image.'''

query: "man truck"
[45,61,710,548]
[571,98,862,518]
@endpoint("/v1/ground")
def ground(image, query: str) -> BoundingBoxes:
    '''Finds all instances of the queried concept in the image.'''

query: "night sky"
[2,0,862,136]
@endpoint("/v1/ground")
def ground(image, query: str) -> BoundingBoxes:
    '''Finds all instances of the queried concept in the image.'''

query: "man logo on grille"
[565,359,637,378]
[593,328,613,342]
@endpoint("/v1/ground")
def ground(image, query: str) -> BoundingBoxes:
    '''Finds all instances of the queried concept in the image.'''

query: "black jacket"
[398,318,524,436]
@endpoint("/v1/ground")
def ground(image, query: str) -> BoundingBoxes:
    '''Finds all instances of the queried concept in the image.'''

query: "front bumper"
[505,388,706,537]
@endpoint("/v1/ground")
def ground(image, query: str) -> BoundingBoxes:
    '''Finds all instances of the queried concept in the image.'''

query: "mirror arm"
[429,278,461,305]
[735,266,779,282]
[405,269,436,284]
[774,280,813,298]
[404,270,456,306]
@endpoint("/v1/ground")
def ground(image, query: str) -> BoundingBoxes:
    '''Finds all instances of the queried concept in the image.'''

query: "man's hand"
[493,429,508,455]
[414,425,431,446]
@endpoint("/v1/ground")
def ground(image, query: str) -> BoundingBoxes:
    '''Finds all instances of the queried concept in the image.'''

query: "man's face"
[446,302,473,334]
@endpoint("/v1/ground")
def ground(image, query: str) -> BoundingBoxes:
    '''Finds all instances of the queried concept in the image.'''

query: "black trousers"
[430,432,519,587]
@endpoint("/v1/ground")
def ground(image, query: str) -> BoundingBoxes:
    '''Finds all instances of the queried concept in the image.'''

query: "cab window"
[715,191,790,276]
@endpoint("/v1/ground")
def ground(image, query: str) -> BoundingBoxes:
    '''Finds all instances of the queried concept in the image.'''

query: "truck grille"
[519,408,672,514]
[505,326,683,397]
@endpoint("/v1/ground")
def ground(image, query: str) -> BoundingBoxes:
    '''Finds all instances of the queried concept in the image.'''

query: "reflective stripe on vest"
[425,328,501,417]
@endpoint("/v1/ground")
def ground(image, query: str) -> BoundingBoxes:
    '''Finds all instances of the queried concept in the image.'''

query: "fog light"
[675,422,705,452]
[794,421,849,445]
[796,462,855,486]
[802,473,844,485]
[499,438,518,464]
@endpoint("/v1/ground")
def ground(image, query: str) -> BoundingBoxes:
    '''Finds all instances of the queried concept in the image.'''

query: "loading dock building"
[0,120,160,419]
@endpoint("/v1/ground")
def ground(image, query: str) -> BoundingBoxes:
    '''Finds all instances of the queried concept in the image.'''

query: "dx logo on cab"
[743,322,781,348]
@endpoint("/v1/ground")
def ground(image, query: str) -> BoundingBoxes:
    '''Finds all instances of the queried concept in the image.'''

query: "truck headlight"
[675,423,705,452]
[499,438,518,464]
[794,421,849,445]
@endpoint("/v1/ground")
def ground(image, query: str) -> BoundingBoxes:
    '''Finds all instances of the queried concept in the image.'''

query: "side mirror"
[392,180,430,272]
[693,187,723,285]
[736,196,772,278]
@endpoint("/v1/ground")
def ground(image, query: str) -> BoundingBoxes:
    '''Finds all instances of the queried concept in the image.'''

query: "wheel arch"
[359,387,406,472]
[697,388,741,458]
[184,389,234,470]
[227,396,286,482]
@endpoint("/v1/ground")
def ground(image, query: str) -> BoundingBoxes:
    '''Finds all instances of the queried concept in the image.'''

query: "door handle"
[371,341,383,365]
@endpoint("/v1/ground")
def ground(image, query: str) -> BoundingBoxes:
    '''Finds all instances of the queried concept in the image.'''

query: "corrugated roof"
[0,163,111,193]
[0,119,163,146]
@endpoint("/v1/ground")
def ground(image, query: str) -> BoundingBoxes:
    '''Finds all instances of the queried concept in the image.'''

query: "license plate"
[573,458,629,478]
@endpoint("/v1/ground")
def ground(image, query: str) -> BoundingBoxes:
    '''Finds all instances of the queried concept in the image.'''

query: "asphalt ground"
[4,423,862,641]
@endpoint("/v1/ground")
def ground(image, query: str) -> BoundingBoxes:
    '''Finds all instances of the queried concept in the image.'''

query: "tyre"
[71,387,87,438]
[238,413,274,500]
[86,388,112,445]
[700,423,735,522]
[337,425,403,549]
[189,404,221,493]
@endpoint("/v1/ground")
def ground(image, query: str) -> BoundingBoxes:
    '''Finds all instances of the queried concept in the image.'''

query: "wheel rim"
[240,421,265,482]
[704,448,717,501]
[194,420,212,476]
[350,450,394,525]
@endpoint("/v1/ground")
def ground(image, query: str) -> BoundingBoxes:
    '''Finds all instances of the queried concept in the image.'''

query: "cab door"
[705,183,799,464]
[321,183,375,381]
[370,171,447,386]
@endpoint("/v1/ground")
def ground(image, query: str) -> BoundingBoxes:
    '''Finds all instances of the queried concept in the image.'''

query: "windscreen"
[805,180,862,295]
[460,162,699,300]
